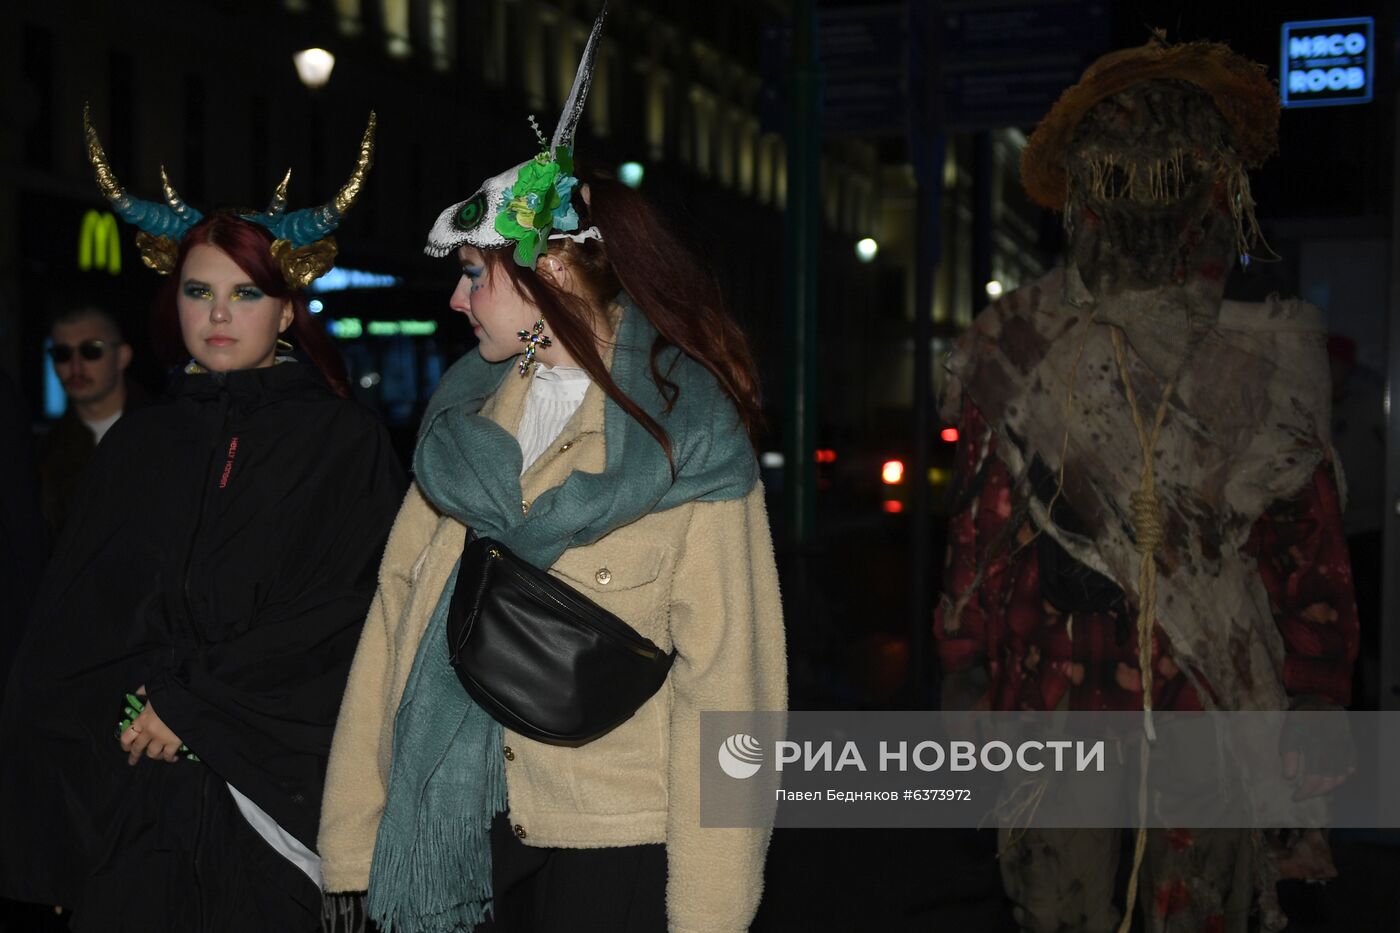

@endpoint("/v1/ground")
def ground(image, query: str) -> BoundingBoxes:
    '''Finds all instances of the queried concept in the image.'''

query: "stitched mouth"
[1075,149,1214,207]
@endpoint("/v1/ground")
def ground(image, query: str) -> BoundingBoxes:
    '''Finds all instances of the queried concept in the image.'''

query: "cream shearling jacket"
[318,355,788,933]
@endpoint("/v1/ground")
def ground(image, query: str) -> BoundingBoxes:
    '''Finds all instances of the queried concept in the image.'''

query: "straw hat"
[1020,35,1279,209]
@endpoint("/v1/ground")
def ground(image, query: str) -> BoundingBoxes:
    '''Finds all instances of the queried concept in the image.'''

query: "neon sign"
[308,267,403,294]
[1281,18,1374,108]
[78,210,122,274]
[328,318,438,339]
[367,320,438,336]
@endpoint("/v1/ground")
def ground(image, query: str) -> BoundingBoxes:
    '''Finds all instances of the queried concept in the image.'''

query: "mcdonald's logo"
[78,210,122,275]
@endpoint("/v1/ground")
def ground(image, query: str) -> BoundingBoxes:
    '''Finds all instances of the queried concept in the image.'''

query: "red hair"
[152,212,350,397]
[486,167,763,463]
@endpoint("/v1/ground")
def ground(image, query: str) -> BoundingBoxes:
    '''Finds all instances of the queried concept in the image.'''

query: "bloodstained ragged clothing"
[935,400,1359,713]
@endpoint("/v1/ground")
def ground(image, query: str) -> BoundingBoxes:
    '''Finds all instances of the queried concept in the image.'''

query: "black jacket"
[37,379,152,541]
[0,371,45,692]
[0,362,405,919]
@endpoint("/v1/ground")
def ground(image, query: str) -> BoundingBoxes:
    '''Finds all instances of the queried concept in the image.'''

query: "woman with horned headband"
[318,8,787,933]
[0,110,405,931]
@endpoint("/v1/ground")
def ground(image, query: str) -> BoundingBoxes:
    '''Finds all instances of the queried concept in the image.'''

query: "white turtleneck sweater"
[517,362,591,473]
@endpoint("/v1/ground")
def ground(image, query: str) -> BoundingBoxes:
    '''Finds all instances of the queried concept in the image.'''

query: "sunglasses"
[49,339,120,363]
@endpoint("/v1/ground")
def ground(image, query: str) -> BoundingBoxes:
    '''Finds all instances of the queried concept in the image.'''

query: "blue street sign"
[1281,17,1375,109]
[941,0,1109,64]
[939,0,1110,130]
[760,6,921,136]
[942,61,1088,131]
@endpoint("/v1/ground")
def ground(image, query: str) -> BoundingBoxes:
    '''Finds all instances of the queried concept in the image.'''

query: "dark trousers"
[474,814,667,933]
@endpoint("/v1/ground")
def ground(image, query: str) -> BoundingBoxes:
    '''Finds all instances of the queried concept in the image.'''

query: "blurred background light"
[292,48,336,89]
[618,161,645,188]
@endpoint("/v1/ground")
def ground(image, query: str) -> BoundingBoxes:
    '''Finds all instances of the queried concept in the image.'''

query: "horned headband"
[424,5,606,268]
[84,103,375,289]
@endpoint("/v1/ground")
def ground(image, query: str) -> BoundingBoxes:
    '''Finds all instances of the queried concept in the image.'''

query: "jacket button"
[503,746,515,761]
[595,568,612,585]
[559,441,572,452]
[521,499,530,515]
[513,824,528,839]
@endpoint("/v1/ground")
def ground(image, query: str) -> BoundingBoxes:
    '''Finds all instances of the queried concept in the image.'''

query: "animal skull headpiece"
[424,5,607,268]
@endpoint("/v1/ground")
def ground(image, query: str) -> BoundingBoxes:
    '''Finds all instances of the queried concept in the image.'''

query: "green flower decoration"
[518,156,561,197]
[494,150,568,267]
[495,208,541,267]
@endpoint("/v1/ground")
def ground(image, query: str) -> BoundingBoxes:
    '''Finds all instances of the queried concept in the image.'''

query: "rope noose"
[1110,327,1176,933]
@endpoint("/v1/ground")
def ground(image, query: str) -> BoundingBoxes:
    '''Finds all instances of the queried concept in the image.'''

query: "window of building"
[716,111,735,188]
[553,18,577,107]
[648,73,672,162]
[590,48,612,137]
[621,55,647,152]
[755,134,775,204]
[334,0,362,34]
[383,0,412,57]
[737,120,756,196]
[479,0,507,86]
[687,86,711,174]
[775,144,788,209]
[823,163,841,228]
[844,177,868,235]
[428,0,453,72]
[861,180,877,235]
[538,7,562,107]
[514,3,545,110]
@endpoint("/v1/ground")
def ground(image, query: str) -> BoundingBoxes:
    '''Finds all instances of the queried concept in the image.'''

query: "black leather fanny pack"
[446,535,676,747]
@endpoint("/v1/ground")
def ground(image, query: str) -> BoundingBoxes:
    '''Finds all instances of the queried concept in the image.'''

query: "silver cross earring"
[516,318,553,377]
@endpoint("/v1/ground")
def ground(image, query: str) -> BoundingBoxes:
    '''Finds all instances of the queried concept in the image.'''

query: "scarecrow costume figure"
[934,36,1359,933]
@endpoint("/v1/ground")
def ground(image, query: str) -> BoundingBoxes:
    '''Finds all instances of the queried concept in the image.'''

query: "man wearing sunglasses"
[39,306,140,538]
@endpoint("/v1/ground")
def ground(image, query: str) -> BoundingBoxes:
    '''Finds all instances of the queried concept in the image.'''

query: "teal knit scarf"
[366,297,757,932]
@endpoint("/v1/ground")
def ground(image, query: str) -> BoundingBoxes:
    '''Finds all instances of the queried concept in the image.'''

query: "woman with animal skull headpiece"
[316,9,787,933]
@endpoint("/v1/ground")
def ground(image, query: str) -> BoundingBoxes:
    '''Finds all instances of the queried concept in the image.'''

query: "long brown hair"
[152,212,351,397]
[486,168,763,463]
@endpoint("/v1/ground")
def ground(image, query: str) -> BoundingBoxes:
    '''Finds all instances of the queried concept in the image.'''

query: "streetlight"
[293,48,336,90]
[292,48,335,198]
[855,237,878,263]
[985,280,1004,298]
